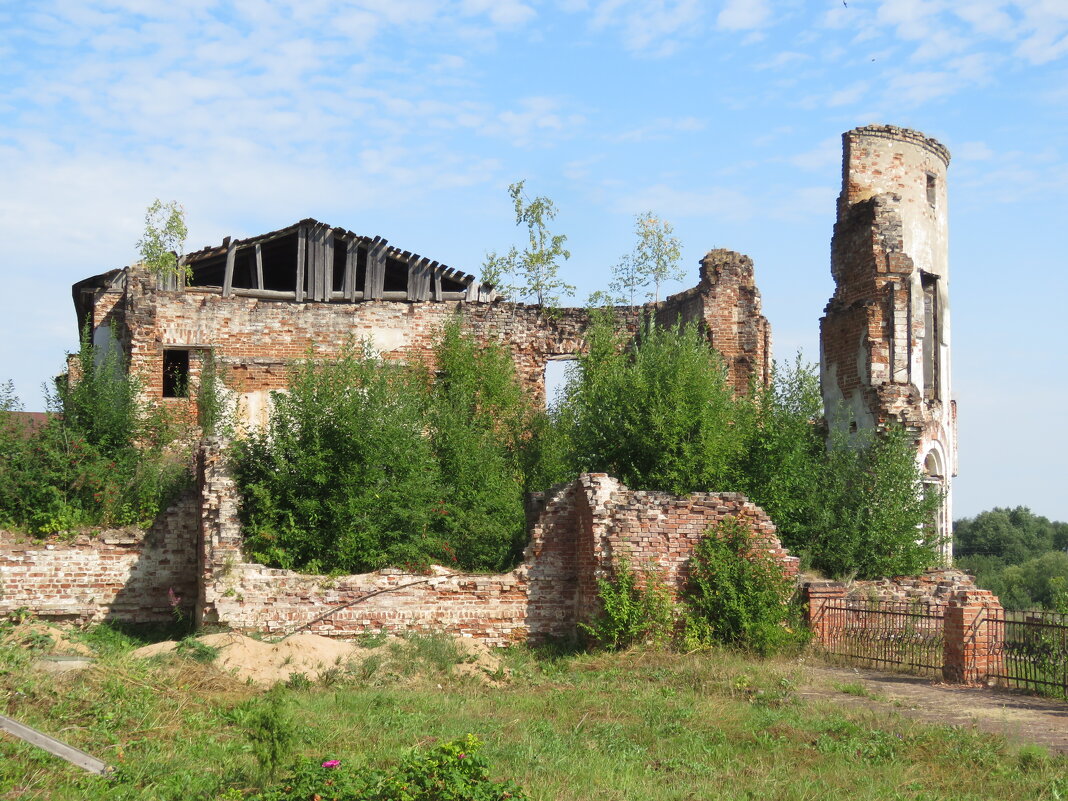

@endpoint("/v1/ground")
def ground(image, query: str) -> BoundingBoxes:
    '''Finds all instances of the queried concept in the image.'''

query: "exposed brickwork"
[943,589,1004,685]
[75,238,772,427]
[846,568,978,608]
[803,575,1005,686]
[658,249,771,394]
[196,441,797,645]
[820,125,956,557]
[0,491,198,623]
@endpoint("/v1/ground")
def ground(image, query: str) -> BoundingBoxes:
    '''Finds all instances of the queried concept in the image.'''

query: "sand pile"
[131,631,507,685]
[1,622,94,656]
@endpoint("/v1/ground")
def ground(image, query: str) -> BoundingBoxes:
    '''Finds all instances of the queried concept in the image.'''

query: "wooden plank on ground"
[0,713,111,776]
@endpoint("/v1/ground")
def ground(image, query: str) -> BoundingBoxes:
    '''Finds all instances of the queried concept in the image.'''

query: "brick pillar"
[196,436,242,626]
[942,589,1003,685]
[803,581,847,647]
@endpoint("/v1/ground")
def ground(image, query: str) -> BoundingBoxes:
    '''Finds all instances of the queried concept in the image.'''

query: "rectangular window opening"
[921,274,938,400]
[163,349,190,398]
[926,172,937,208]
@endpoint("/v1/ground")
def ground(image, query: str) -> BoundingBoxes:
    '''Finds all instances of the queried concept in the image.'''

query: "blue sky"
[2,0,1066,522]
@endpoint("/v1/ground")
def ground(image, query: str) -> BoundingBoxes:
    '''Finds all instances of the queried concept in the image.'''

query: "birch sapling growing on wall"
[137,199,189,282]
[610,212,683,304]
[482,180,574,309]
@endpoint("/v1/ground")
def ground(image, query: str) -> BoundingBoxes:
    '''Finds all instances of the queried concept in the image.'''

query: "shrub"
[549,325,942,580]
[579,559,675,650]
[253,734,528,801]
[0,332,191,534]
[683,516,805,656]
[554,317,749,496]
[235,341,444,573]
[234,325,540,575]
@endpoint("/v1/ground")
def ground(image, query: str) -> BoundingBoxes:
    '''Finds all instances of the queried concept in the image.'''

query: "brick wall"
[0,490,198,623]
[79,243,773,426]
[196,441,798,645]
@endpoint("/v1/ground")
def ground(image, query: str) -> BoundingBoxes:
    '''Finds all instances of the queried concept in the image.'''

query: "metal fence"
[986,608,1068,698]
[815,599,945,677]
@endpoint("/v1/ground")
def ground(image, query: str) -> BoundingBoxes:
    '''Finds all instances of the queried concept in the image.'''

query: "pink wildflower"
[321,759,341,769]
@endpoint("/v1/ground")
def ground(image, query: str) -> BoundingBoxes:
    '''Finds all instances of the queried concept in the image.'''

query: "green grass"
[1,628,1066,800]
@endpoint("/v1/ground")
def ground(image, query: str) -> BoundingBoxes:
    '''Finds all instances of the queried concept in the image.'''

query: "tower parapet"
[820,125,956,559]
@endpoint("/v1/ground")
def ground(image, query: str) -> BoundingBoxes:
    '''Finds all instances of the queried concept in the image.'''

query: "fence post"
[942,589,1003,684]
[803,581,847,648]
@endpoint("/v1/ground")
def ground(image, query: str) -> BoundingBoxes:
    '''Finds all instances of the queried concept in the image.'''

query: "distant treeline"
[954,507,1068,611]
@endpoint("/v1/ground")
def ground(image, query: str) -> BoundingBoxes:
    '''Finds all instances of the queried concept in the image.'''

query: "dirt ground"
[799,661,1068,753]
[129,630,507,685]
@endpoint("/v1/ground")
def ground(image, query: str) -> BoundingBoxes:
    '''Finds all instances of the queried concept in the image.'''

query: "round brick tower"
[820,124,956,560]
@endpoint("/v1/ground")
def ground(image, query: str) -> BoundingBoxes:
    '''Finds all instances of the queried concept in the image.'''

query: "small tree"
[610,212,683,304]
[137,199,189,281]
[482,180,574,308]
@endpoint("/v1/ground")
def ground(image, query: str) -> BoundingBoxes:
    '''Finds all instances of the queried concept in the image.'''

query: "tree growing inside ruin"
[482,180,574,308]
[610,212,683,304]
[137,199,189,281]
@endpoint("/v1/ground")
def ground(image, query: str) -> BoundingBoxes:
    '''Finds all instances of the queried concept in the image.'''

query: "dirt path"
[798,662,1068,753]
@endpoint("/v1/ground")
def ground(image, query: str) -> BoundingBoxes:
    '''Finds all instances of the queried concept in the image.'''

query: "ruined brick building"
[0,123,960,638]
[820,125,956,557]
[70,123,954,555]
[71,224,771,418]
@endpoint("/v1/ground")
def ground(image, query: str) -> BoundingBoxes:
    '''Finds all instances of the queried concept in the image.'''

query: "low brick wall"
[197,442,799,645]
[0,491,199,623]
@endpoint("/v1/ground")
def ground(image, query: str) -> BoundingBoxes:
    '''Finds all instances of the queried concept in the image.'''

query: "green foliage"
[482,180,574,308]
[955,507,1068,564]
[426,319,535,571]
[579,559,675,650]
[138,198,189,280]
[683,517,805,656]
[234,325,539,574]
[610,212,684,304]
[235,688,301,782]
[254,735,529,801]
[953,507,1068,610]
[196,348,235,437]
[235,341,444,573]
[555,318,748,496]
[0,332,191,535]
[548,325,940,579]
[56,324,141,454]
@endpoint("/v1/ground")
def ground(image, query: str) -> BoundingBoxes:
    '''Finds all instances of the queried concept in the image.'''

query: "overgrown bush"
[579,559,675,650]
[234,322,539,574]
[253,734,528,801]
[547,319,942,579]
[683,516,806,656]
[553,318,749,495]
[0,331,191,534]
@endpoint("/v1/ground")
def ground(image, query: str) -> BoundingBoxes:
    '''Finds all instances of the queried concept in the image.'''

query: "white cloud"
[610,116,705,142]
[461,0,537,27]
[717,0,771,31]
[589,0,705,55]
[955,141,993,161]
[613,183,755,222]
[488,97,587,146]
[789,137,841,171]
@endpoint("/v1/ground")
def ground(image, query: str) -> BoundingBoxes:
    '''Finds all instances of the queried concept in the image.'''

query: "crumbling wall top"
[845,124,951,167]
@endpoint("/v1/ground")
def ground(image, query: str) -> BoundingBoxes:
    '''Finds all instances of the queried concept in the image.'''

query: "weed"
[284,672,311,690]
[233,687,300,782]
[835,681,878,699]
[175,636,219,663]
